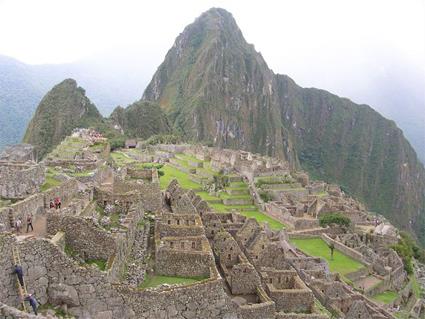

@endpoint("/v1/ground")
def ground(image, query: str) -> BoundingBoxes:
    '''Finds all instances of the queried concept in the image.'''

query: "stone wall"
[42,179,80,209]
[231,287,276,319]
[1,191,45,230]
[0,302,55,319]
[0,233,235,319]
[0,163,45,199]
[155,237,214,277]
[276,313,328,319]
[46,213,116,261]
[321,234,369,266]
[157,213,204,237]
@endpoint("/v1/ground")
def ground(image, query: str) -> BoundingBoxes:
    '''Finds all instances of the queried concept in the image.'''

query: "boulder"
[48,283,80,307]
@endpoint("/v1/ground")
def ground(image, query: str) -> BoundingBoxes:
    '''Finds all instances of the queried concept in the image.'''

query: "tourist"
[15,218,22,234]
[24,294,38,315]
[13,264,24,287]
[49,200,54,209]
[54,197,61,209]
[26,214,33,233]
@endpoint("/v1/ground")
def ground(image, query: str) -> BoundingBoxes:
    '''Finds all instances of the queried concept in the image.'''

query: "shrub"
[109,137,126,151]
[158,170,165,177]
[319,213,351,228]
[391,231,425,274]
[259,191,272,203]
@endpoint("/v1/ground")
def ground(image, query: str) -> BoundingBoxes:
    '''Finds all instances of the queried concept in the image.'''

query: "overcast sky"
[0,0,423,67]
[0,0,424,114]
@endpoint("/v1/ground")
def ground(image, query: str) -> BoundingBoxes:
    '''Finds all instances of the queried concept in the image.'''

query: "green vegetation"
[23,79,104,158]
[110,101,171,139]
[409,274,423,298]
[159,165,200,190]
[38,303,72,318]
[391,231,425,275]
[319,213,351,228]
[291,238,364,275]
[86,259,107,271]
[239,211,285,231]
[259,191,272,203]
[64,244,78,258]
[111,151,135,167]
[372,290,398,304]
[139,273,206,289]
[40,168,62,192]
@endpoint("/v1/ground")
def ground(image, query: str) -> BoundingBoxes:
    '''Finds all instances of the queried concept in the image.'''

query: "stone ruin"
[0,140,421,319]
[0,144,45,200]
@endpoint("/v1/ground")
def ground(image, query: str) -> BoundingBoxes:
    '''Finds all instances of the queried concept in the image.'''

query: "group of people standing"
[49,197,61,209]
[14,214,33,234]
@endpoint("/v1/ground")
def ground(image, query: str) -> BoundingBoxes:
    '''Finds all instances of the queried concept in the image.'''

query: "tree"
[319,213,351,228]
[328,242,335,260]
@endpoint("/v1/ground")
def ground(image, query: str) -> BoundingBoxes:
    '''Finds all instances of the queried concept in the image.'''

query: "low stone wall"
[232,287,276,319]
[288,227,344,239]
[345,267,370,282]
[223,198,253,205]
[42,179,80,209]
[0,302,54,319]
[4,192,45,230]
[126,168,152,180]
[321,234,369,266]
[0,233,233,319]
[276,313,328,319]
[156,246,214,277]
[47,213,116,261]
[45,159,99,170]
[365,278,390,297]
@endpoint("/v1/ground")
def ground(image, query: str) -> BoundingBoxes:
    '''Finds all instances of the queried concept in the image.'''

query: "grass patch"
[208,202,256,212]
[159,164,200,190]
[291,238,365,275]
[86,259,107,271]
[139,274,206,289]
[240,211,285,231]
[372,290,398,304]
[175,153,203,163]
[111,151,135,166]
[228,182,248,189]
[219,192,251,200]
[196,191,221,201]
[41,167,62,191]
[410,274,423,298]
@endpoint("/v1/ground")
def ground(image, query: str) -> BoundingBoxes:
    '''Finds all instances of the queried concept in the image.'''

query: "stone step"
[229,175,243,182]
[223,198,253,205]
[226,188,249,195]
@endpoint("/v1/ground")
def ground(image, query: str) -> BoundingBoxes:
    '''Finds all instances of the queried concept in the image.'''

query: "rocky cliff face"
[23,79,103,158]
[143,8,296,164]
[143,8,425,244]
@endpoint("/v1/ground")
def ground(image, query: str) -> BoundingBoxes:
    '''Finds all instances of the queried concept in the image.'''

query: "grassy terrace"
[139,274,206,289]
[111,151,135,167]
[372,290,398,304]
[291,238,365,276]
[159,158,286,230]
[41,168,62,192]
[160,165,200,190]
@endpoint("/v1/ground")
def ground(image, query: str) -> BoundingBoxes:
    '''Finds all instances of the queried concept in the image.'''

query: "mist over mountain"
[0,53,151,150]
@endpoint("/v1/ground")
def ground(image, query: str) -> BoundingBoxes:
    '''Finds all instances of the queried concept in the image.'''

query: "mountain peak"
[23,79,103,158]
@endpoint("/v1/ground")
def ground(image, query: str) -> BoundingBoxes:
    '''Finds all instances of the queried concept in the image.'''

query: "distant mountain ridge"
[0,54,149,151]
[142,8,425,244]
